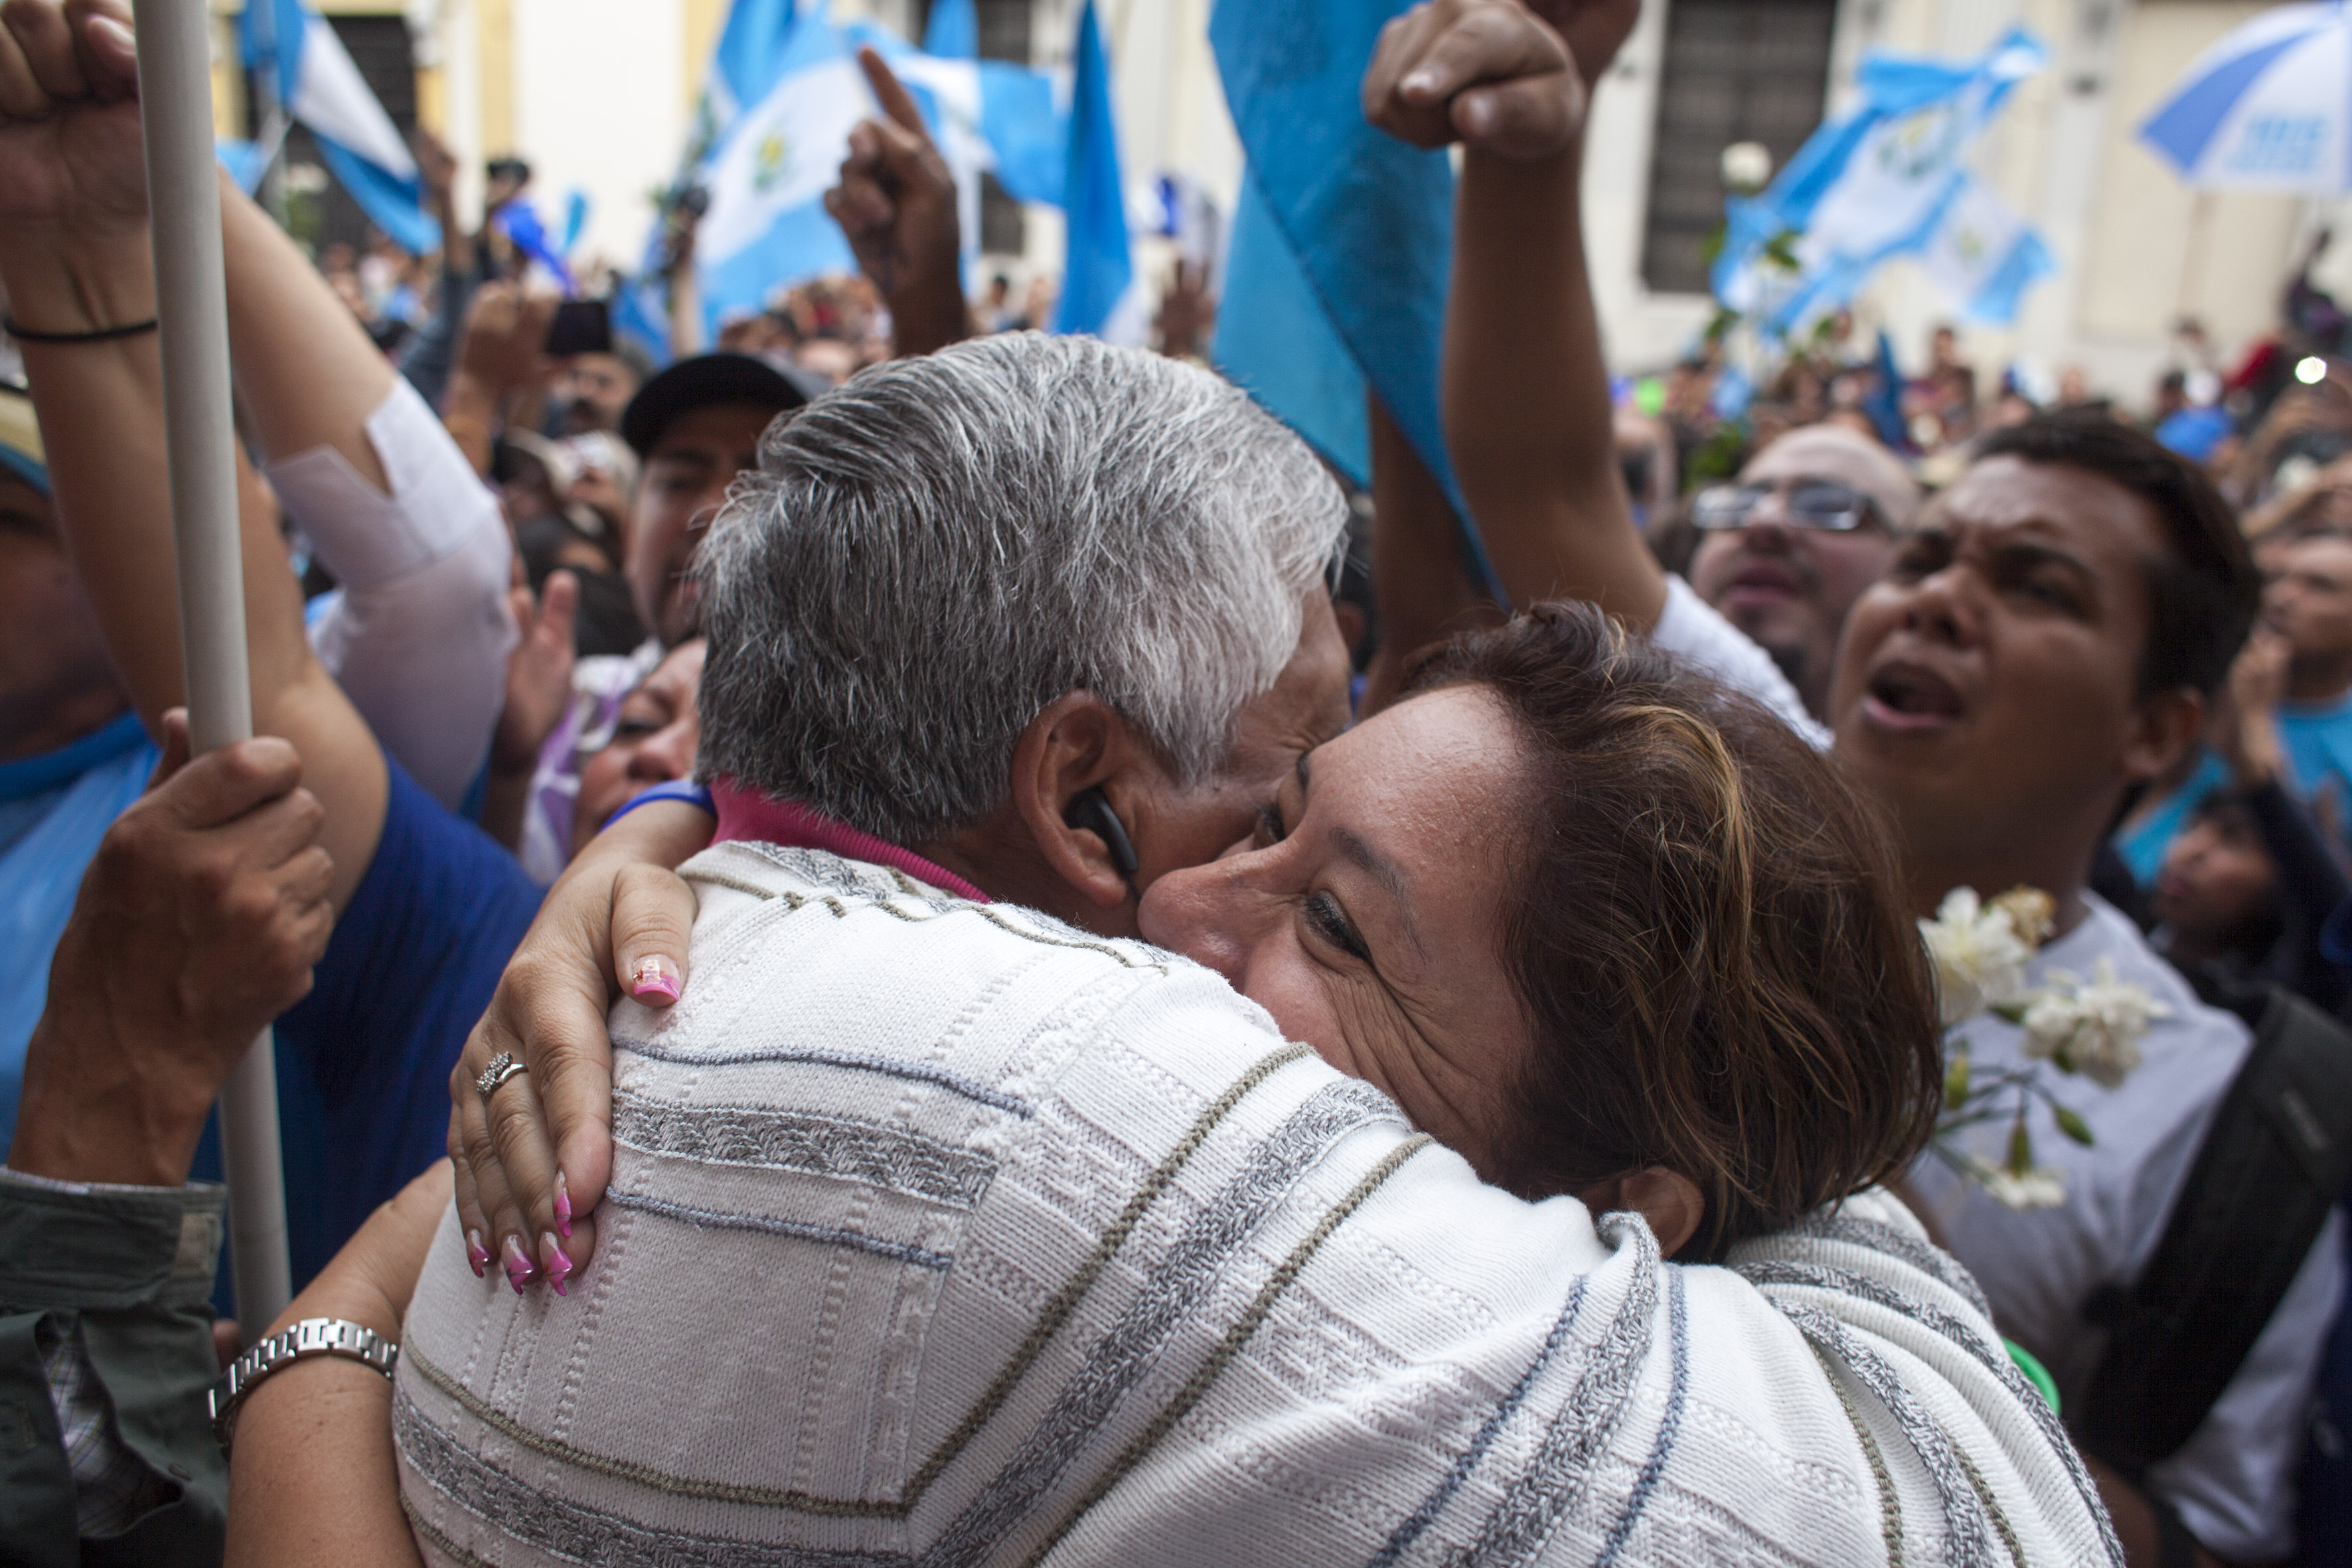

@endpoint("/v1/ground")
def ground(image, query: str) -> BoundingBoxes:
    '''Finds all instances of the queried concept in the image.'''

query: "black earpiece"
[1067,787,1140,882]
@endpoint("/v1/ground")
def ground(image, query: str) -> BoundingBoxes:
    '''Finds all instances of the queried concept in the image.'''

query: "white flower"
[1966,1154,2069,1210]
[2017,990,2088,1063]
[2017,957,2168,1089]
[1920,888,2036,1027]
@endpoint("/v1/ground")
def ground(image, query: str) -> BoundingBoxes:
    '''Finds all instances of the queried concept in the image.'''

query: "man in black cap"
[618,352,809,647]
[491,353,807,880]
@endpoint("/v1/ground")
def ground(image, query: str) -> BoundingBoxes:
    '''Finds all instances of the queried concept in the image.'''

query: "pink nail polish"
[542,1233,572,1296]
[502,1235,535,1294]
[466,1229,490,1279]
[630,959,680,1004]
[554,1171,574,1239]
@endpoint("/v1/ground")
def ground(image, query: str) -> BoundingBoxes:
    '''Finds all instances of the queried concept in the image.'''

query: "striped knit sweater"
[396,842,2121,1566]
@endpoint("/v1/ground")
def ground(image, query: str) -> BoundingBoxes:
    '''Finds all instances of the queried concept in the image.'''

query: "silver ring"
[475,1052,527,1101]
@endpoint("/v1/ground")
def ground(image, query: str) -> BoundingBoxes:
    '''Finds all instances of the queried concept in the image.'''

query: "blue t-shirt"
[0,712,159,1154]
[2278,692,2352,836]
[2114,749,2229,890]
[192,759,542,1290]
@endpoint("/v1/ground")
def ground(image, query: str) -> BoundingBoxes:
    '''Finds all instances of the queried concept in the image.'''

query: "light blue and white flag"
[2141,3,2352,192]
[1053,0,1138,341]
[1715,25,2047,337]
[1210,0,1504,601]
[696,5,1062,325]
[1919,175,2053,326]
[1215,168,1366,477]
[923,0,978,60]
[242,0,438,254]
[707,0,801,129]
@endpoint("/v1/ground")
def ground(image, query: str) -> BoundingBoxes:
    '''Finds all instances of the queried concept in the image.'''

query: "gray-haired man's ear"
[927,690,1165,937]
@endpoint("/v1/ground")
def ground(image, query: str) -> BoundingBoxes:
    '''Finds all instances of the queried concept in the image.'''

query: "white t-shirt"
[1649,573,1831,747]
[1909,895,2344,1560]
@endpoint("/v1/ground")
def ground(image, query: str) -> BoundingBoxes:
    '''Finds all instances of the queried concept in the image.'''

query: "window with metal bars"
[1640,0,1839,296]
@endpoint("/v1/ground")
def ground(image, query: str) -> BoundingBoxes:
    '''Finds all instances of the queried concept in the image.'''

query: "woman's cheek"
[1240,956,1354,1076]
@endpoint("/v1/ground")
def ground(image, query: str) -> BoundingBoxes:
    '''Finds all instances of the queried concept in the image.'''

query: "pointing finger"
[857,45,933,146]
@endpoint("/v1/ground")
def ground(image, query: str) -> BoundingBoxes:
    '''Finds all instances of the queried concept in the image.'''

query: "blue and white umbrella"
[2142,3,2352,191]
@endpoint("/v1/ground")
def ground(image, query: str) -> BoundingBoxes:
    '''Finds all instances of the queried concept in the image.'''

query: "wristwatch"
[208,1316,400,1451]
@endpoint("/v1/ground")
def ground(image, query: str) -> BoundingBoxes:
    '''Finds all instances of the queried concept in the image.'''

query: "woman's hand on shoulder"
[448,799,710,1291]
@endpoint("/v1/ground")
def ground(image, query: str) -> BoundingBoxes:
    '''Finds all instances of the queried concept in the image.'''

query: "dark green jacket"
[0,1175,226,1568]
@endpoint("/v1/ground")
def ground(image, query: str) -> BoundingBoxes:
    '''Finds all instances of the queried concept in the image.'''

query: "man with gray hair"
[694,331,1349,866]
[445,331,1355,1261]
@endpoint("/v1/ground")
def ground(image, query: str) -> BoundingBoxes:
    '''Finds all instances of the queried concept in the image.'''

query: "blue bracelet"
[602,779,716,830]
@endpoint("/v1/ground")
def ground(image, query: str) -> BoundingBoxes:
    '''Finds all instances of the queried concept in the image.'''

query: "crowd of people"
[3,0,2350,1563]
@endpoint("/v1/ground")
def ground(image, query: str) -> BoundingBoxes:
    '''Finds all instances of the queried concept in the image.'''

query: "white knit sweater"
[396,843,2120,1566]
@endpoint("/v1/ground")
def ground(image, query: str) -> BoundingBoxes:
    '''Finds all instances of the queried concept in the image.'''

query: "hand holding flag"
[823,46,967,355]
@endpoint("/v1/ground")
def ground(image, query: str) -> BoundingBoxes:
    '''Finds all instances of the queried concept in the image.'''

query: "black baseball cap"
[619,352,817,459]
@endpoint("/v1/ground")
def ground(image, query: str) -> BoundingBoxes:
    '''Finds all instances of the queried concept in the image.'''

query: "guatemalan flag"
[694,4,1060,325]
[1714,26,2049,337]
[240,0,438,254]
[1918,176,2053,327]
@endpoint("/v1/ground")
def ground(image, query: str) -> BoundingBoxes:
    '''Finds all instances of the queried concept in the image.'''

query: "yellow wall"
[684,0,728,104]
[478,0,516,154]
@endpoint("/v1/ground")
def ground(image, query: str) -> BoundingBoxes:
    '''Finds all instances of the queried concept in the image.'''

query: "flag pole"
[130,0,293,1340]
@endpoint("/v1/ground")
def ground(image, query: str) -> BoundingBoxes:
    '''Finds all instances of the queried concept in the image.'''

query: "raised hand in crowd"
[1154,256,1215,360]
[823,46,967,357]
[3,0,542,1300]
[1355,0,1653,714]
[11,716,333,1188]
[481,570,579,851]
[411,125,469,277]
[1369,0,1658,630]
[2217,623,2292,787]
[444,280,558,475]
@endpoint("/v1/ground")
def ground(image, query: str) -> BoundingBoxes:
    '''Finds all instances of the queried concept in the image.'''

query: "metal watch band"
[207,1316,399,1450]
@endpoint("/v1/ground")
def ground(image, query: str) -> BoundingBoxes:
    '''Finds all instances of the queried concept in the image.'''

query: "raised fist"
[1363,0,1587,163]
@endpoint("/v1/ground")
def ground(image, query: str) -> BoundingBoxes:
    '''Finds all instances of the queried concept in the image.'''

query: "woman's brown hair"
[1403,602,1940,1261]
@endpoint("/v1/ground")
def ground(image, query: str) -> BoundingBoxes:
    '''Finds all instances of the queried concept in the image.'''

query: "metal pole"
[130,0,292,1340]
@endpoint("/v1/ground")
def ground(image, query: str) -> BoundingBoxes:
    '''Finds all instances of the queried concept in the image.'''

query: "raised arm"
[825,47,969,359]
[220,179,518,808]
[0,0,385,907]
[1361,394,1494,712]
[1364,0,1664,627]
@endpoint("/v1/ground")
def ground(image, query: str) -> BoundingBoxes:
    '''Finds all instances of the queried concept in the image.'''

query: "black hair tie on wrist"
[3,315,161,345]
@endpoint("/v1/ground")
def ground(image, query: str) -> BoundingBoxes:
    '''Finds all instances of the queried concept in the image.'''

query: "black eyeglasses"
[1691,478,1886,532]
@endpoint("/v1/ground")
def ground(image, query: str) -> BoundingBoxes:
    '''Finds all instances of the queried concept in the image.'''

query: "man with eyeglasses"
[1685,424,1921,723]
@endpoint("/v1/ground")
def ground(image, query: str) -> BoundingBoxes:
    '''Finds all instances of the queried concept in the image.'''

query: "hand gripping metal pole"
[131,0,291,1339]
